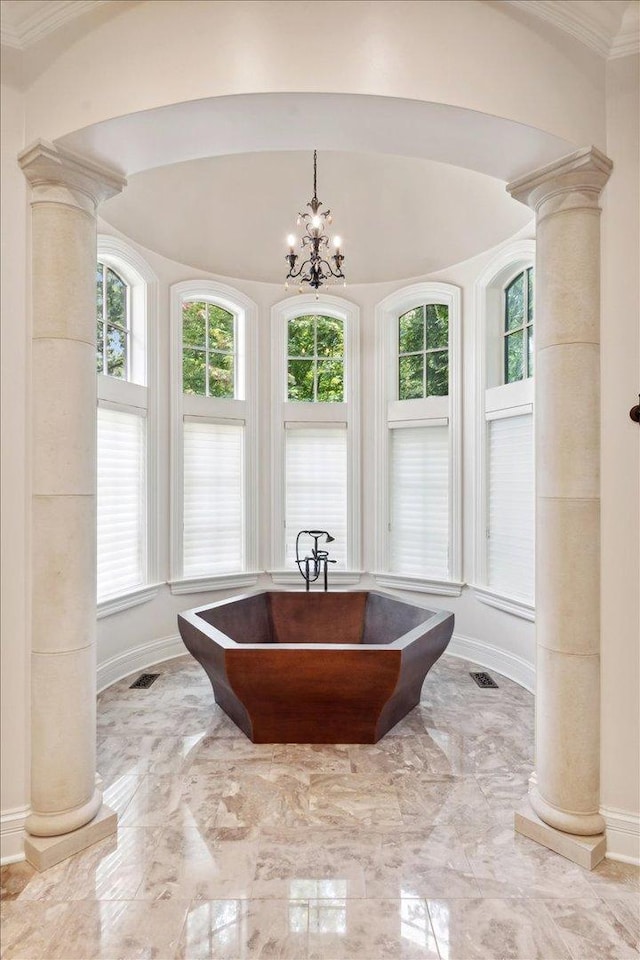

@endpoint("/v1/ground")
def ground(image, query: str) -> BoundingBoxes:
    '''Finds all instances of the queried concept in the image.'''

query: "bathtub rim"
[177,588,454,653]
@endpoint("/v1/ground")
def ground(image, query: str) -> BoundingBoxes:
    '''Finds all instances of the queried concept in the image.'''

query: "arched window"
[96,237,158,615]
[270,296,360,582]
[504,267,534,383]
[96,262,130,378]
[170,280,258,593]
[473,241,535,619]
[375,283,462,595]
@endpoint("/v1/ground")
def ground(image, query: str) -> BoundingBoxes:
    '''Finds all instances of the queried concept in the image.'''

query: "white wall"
[0,83,30,862]
[600,52,640,862]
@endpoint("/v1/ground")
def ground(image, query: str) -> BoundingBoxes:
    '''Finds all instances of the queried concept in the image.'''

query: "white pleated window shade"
[97,406,146,601]
[285,425,347,566]
[487,413,534,601]
[389,424,449,578]
[183,419,244,578]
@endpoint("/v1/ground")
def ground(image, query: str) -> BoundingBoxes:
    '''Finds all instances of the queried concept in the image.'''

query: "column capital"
[507,146,612,219]
[18,139,126,214]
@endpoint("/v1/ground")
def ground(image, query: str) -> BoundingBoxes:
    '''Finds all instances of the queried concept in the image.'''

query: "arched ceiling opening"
[59,92,573,282]
[100,150,533,284]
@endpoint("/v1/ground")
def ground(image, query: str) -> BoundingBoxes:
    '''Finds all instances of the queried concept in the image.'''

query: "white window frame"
[269,294,361,585]
[472,239,535,621]
[169,279,259,594]
[96,235,160,617]
[374,282,463,597]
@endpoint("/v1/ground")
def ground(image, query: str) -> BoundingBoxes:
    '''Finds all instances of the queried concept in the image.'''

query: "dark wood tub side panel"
[362,592,435,645]
[225,647,401,743]
[267,592,368,646]
[177,615,253,739]
[375,613,455,738]
[195,593,273,645]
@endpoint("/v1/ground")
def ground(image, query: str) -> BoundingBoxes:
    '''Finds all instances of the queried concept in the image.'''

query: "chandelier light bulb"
[311,215,322,231]
[287,234,296,249]
[333,236,342,249]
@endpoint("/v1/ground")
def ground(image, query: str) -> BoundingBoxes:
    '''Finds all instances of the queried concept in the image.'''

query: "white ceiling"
[100,150,532,284]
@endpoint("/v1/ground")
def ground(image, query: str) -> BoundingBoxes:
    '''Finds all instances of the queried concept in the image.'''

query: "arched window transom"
[504,267,534,383]
[398,304,449,399]
[182,300,236,398]
[96,262,130,379]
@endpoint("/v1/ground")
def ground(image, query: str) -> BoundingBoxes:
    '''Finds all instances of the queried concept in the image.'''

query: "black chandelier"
[285,150,345,291]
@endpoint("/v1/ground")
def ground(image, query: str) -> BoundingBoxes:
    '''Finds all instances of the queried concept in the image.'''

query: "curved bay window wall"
[170,281,258,594]
[375,283,462,596]
[271,296,360,582]
[95,237,158,616]
[474,241,535,620]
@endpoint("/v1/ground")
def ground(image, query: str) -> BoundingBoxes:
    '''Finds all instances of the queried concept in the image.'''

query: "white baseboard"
[601,806,640,865]
[446,632,535,693]
[1,805,29,865]
[97,634,185,693]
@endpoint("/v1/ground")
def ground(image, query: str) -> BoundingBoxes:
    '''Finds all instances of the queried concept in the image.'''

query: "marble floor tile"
[15,827,161,901]
[4,653,639,960]
[118,775,187,827]
[427,897,572,959]
[176,898,309,959]
[272,743,352,774]
[136,826,259,901]
[545,897,640,959]
[308,774,403,827]
[0,862,36,901]
[251,837,372,899]
[366,826,481,899]
[585,857,640,900]
[43,899,190,959]
[463,824,598,899]
[306,897,440,959]
[0,901,67,959]
[97,734,203,783]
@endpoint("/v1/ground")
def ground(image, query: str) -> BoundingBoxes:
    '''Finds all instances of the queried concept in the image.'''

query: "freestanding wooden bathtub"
[178,590,454,743]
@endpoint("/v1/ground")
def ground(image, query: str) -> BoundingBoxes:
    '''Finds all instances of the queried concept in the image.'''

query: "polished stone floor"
[1,652,638,959]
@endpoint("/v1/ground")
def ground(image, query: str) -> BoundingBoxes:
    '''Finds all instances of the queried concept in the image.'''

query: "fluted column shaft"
[19,142,125,846]
[509,147,612,842]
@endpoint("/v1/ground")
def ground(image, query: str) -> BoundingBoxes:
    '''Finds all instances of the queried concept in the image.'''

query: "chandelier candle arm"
[284,150,346,291]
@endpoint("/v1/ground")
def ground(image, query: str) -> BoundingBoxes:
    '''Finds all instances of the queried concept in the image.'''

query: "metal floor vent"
[470,671,499,689]
[129,673,160,689]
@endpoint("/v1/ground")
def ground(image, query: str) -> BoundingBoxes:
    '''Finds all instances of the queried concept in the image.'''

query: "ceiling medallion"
[285,150,345,293]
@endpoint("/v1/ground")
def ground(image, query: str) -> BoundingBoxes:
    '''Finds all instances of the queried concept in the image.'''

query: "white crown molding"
[505,0,637,60]
[1,1,107,50]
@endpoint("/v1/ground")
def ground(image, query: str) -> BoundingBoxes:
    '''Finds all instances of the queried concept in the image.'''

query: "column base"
[24,803,117,872]
[515,801,606,870]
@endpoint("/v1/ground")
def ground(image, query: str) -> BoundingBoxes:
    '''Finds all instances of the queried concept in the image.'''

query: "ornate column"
[18,141,126,870]
[508,147,612,869]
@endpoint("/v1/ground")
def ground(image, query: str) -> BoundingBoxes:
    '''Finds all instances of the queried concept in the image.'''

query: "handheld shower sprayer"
[295,530,336,591]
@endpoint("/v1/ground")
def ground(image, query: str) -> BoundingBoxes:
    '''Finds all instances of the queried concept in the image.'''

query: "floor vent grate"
[470,671,499,689]
[129,673,160,689]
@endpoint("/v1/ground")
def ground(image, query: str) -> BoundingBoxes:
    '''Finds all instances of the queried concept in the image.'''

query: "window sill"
[169,572,261,595]
[472,585,535,622]
[97,582,163,619]
[269,569,364,587]
[372,573,464,597]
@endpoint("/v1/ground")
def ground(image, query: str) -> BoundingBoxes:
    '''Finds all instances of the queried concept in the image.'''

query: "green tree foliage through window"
[504,268,534,383]
[96,262,129,378]
[182,301,235,398]
[398,304,449,399]
[287,315,344,402]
